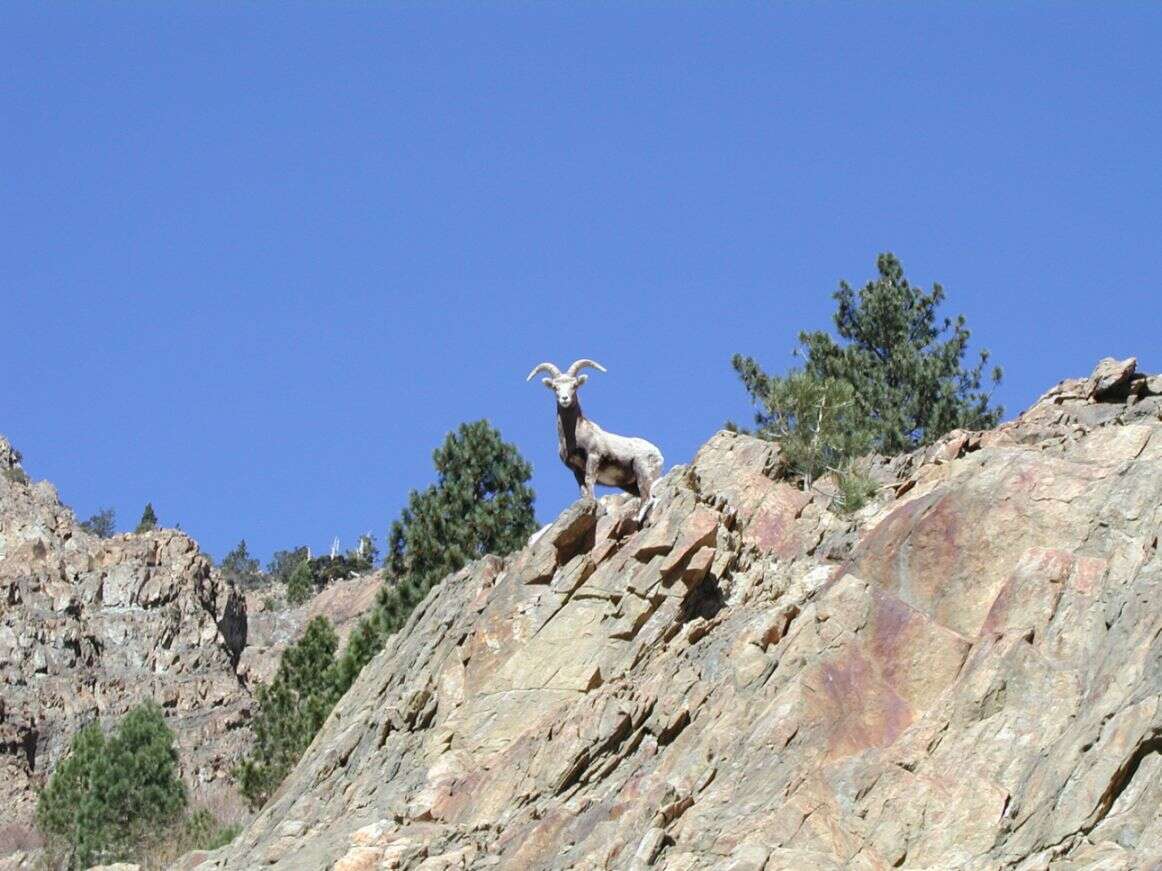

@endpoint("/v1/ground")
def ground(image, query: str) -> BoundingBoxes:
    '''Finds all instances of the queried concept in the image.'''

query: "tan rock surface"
[195,362,1162,870]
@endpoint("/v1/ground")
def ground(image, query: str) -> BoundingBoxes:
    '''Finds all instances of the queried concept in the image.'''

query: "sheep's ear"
[542,378,554,389]
[576,374,588,386]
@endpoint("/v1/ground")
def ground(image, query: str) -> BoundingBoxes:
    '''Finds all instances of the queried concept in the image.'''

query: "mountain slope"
[196,358,1162,870]
[0,437,247,852]
[0,436,381,863]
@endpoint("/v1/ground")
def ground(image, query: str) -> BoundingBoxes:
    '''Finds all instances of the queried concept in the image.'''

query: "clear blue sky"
[4,5,1159,564]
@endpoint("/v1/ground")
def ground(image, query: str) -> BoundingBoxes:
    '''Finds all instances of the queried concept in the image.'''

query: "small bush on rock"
[832,462,880,514]
[134,503,158,533]
[220,539,263,590]
[285,558,314,606]
[79,507,117,538]
[2,466,29,485]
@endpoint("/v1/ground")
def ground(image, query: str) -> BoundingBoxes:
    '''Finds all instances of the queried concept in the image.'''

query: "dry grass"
[0,822,43,855]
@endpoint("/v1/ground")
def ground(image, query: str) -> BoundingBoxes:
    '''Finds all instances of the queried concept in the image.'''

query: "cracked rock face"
[195,360,1162,870]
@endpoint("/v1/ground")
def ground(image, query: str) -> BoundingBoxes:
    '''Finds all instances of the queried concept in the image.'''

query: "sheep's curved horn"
[567,359,607,377]
[526,362,561,382]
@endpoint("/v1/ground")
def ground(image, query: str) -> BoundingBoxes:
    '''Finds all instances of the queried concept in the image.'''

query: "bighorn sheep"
[526,359,664,518]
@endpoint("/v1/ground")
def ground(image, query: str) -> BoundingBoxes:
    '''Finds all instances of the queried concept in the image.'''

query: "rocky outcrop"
[198,359,1162,870]
[0,428,397,868]
[0,434,388,863]
[0,439,250,855]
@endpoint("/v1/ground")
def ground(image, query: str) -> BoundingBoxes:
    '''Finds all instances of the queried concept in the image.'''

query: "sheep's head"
[526,359,607,409]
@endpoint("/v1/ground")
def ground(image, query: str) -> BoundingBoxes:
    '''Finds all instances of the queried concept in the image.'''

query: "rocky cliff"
[0,437,249,854]
[0,436,380,861]
[195,359,1162,871]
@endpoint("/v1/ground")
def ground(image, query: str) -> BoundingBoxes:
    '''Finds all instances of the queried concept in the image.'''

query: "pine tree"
[134,503,158,534]
[267,546,310,585]
[37,703,187,869]
[37,723,108,869]
[236,421,536,809]
[386,419,536,591]
[99,704,187,849]
[234,617,339,809]
[798,252,1003,453]
[734,253,1004,472]
[285,559,315,606]
[79,507,117,538]
[337,420,537,683]
[220,539,262,590]
[732,366,872,488]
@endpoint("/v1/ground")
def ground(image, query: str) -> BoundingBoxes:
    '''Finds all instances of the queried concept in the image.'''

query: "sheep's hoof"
[636,497,657,525]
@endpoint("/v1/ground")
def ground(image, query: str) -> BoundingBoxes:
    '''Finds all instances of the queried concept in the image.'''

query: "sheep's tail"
[651,448,665,476]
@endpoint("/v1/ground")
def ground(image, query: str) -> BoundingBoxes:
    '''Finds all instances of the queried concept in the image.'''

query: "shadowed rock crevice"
[1089,728,1162,830]
[678,574,725,623]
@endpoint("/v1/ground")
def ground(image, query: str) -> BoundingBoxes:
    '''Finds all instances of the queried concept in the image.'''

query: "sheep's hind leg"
[634,463,659,524]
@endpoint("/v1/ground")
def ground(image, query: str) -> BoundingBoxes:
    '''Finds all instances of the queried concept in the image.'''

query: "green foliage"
[236,420,536,810]
[798,252,1003,454]
[832,461,880,515]
[79,507,117,538]
[220,539,263,590]
[234,616,340,809]
[37,702,187,870]
[2,465,29,485]
[37,723,107,868]
[309,550,374,589]
[731,365,873,488]
[134,503,158,534]
[273,544,377,607]
[734,253,1004,484]
[175,808,241,852]
[330,609,385,692]
[356,533,379,567]
[285,559,314,607]
[385,420,536,588]
[267,546,310,584]
[136,808,240,866]
[337,420,537,684]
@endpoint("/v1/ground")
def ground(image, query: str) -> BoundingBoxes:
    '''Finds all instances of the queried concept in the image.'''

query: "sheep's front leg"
[583,454,600,501]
